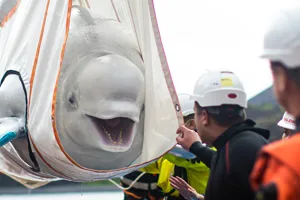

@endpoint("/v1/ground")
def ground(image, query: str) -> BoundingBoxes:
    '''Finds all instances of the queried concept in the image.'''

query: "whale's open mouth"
[86,115,135,148]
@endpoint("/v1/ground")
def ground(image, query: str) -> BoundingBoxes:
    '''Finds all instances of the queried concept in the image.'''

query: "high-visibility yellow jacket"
[139,147,216,197]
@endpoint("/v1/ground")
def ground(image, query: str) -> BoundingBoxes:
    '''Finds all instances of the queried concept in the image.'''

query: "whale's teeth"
[102,125,123,145]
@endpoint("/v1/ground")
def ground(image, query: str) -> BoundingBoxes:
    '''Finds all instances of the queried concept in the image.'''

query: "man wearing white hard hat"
[250,5,300,200]
[277,112,296,140]
[175,70,270,200]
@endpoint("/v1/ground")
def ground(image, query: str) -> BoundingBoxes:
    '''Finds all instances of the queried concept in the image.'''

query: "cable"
[108,171,146,190]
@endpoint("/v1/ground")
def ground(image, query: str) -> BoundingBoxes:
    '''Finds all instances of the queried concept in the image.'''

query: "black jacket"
[190,119,270,200]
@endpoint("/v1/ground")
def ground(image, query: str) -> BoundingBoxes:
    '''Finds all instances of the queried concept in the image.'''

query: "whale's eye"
[67,92,78,109]
[69,96,74,104]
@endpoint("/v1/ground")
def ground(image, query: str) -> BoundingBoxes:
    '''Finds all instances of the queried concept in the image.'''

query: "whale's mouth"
[86,115,135,149]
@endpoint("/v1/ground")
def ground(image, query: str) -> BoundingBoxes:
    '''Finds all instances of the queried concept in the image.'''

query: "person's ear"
[274,67,288,92]
[186,119,196,130]
[184,119,195,130]
[271,65,289,97]
[271,65,293,111]
[202,110,209,126]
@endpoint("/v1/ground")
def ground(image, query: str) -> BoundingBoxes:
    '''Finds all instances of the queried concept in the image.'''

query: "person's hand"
[176,125,201,151]
[170,176,204,200]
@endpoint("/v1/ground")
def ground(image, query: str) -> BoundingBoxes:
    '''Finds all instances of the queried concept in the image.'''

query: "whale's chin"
[86,115,136,152]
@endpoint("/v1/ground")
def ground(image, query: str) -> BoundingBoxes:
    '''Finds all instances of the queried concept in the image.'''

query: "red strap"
[226,142,230,173]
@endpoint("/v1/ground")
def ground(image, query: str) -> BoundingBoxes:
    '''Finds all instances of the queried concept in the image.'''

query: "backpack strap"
[225,141,230,174]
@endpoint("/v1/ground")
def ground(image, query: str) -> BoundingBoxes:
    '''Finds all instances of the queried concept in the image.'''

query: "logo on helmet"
[284,117,295,124]
[221,77,233,87]
[228,93,237,99]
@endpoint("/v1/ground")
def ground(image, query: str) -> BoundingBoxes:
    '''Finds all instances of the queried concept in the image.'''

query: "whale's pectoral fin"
[0,117,25,146]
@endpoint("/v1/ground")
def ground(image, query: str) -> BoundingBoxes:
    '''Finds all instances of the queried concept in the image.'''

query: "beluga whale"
[55,5,145,170]
[0,0,181,187]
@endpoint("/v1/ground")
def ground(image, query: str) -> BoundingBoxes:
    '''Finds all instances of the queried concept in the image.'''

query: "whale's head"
[55,6,145,169]
[61,53,144,152]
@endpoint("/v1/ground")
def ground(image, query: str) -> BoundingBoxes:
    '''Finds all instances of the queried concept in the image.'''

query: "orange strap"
[29,0,51,103]
[123,190,164,200]
[0,0,21,27]
[28,0,73,179]
[123,190,143,199]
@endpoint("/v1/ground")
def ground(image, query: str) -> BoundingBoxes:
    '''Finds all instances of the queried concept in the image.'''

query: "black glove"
[189,157,202,164]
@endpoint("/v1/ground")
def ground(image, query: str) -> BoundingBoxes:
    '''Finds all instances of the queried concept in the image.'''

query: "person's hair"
[195,102,246,127]
[271,61,300,87]
[183,113,194,123]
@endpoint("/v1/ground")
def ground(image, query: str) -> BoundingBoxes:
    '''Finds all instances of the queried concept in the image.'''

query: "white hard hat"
[260,5,300,68]
[191,71,247,108]
[178,93,194,117]
[277,112,296,130]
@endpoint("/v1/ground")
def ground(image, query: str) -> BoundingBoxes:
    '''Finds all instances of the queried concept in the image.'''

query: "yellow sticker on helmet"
[221,77,233,86]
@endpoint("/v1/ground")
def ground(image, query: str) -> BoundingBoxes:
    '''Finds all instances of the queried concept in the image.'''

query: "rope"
[84,0,91,8]
[108,171,146,190]
[78,0,90,9]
